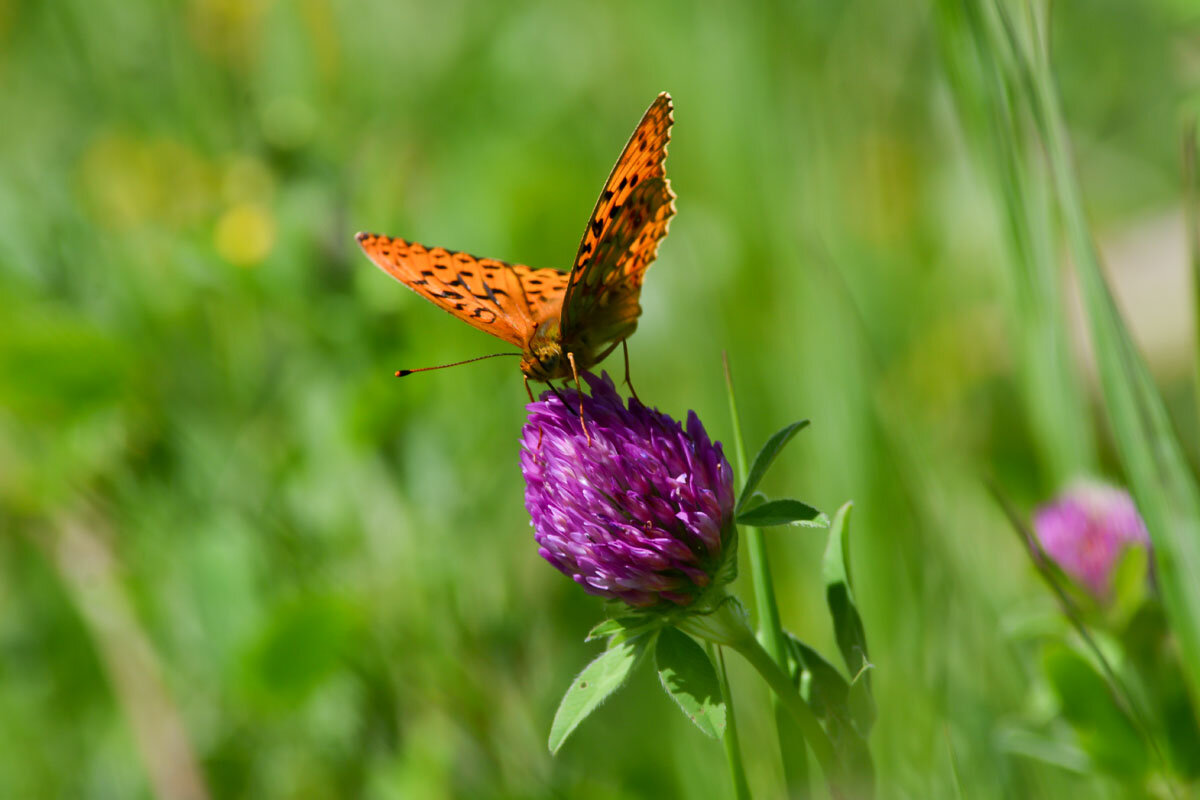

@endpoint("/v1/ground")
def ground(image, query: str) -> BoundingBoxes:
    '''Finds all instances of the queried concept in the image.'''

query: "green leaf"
[995,725,1093,774]
[786,633,875,781]
[737,498,828,528]
[823,503,868,673]
[736,420,810,512]
[1041,642,1148,778]
[548,632,654,753]
[654,628,726,738]
[585,619,626,642]
[1107,545,1148,627]
[584,616,661,643]
[786,634,848,713]
[738,491,769,514]
[847,661,876,738]
[822,502,875,734]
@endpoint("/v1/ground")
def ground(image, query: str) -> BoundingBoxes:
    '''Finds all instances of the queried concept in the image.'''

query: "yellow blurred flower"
[215,203,276,267]
[78,133,217,230]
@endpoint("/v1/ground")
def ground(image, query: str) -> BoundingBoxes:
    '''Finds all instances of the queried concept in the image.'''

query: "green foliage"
[735,420,810,513]
[786,633,875,788]
[549,631,655,754]
[654,628,726,739]
[823,504,872,698]
[240,595,363,708]
[735,498,828,528]
[1,0,1196,796]
[1041,643,1149,779]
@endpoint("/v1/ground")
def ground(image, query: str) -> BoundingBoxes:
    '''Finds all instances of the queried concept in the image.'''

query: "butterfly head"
[522,321,572,382]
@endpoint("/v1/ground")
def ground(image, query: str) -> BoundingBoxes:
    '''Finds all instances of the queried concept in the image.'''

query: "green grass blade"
[708,644,752,800]
[995,0,1200,706]
[933,0,1094,486]
[722,352,812,796]
[1184,118,1200,428]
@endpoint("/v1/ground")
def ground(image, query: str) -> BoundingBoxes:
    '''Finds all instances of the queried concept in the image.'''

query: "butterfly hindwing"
[357,232,542,348]
[561,92,676,349]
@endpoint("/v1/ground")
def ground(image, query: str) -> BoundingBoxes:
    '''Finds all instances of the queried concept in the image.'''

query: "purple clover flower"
[1032,482,1150,599]
[521,373,736,608]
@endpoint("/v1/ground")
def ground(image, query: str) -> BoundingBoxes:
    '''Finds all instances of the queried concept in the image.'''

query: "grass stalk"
[709,643,753,800]
[722,352,811,795]
[991,0,1200,706]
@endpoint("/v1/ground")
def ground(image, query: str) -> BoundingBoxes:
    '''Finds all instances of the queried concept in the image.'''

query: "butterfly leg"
[567,351,591,446]
[524,376,544,449]
[621,340,642,404]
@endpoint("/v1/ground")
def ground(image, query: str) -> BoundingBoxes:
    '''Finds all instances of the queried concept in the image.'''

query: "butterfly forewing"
[357,232,547,348]
[561,92,676,347]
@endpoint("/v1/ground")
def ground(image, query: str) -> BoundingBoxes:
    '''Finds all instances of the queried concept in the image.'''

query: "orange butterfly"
[357,92,676,399]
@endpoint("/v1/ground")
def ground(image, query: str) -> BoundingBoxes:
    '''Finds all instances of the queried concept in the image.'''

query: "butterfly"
[356,92,676,399]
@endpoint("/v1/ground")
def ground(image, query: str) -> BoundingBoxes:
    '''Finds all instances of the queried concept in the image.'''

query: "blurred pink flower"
[1033,482,1149,598]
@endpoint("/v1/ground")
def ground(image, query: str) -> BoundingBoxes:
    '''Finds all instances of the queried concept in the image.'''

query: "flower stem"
[721,354,788,668]
[728,631,840,792]
[679,600,841,796]
[723,354,807,793]
[708,643,752,800]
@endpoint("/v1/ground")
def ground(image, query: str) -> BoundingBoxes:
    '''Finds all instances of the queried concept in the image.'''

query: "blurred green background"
[2,0,1199,797]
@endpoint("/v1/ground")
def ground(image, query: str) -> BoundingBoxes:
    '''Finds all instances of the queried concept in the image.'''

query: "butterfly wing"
[510,264,570,326]
[357,232,557,347]
[560,92,676,354]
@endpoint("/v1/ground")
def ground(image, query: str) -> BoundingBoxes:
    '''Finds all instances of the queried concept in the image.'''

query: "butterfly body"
[522,319,569,381]
[357,92,675,385]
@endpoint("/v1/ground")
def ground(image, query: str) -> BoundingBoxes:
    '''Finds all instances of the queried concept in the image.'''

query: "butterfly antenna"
[395,352,520,377]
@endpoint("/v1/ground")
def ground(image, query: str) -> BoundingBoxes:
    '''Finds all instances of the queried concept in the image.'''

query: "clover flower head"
[1032,482,1150,598]
[521,373,736,608]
